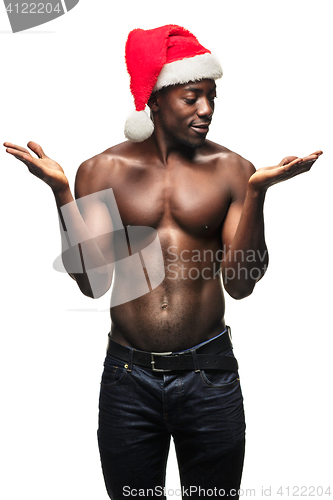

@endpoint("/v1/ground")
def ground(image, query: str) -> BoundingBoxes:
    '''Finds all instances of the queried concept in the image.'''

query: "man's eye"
[185,99,196,104]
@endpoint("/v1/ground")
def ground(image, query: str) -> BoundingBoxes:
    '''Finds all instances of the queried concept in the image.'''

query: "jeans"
[97,340,246,500]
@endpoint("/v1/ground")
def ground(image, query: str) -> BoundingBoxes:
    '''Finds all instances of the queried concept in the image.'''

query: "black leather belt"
[106,326,238,373]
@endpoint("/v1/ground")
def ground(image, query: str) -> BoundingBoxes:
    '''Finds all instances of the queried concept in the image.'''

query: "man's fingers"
[279,151,323,168]
[298,151,323,163]
[27,141,45,159]
[299,154,319,163]
[4,141,47,162]
[4,141,46,160]
[281,157,302,168]
[5,147,28,158]
[6,147,37,166]
[3,142,30,154]
[278,156,300,167]
[310,150,323,156]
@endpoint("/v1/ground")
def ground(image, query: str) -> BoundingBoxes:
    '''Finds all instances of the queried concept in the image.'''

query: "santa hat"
[124,24,223,142]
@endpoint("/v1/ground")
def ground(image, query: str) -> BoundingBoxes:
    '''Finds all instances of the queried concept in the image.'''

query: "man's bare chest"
[109,165,231,237]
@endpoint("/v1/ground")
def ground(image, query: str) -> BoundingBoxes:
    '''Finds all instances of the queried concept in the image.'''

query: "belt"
[106,326,238,373]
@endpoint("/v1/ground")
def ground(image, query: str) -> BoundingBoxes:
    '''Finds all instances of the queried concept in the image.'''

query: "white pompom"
[124,109,154,142]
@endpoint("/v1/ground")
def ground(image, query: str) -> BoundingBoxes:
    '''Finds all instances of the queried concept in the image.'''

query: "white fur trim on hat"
[153,52,222,92]
[124,109,154,142]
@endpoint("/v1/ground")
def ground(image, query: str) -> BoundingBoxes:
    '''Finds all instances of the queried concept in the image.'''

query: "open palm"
[4,141,69,192]
[249,151,323,192]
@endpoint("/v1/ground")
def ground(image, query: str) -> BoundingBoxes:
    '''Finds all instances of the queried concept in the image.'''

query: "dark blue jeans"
[97,340,246,500]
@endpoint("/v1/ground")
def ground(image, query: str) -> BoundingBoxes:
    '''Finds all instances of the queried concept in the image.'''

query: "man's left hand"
[248,150,323,194]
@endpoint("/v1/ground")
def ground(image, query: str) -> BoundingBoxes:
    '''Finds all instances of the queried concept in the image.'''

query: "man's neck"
[147,130,201,165]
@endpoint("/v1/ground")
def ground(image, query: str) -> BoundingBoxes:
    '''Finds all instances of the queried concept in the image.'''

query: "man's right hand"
[3,141,69,193]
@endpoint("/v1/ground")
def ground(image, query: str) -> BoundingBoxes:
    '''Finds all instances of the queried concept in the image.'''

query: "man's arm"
[221,150,322,300]
[68,157,115,298]
[221,155,268,299]
[4,141,114,299]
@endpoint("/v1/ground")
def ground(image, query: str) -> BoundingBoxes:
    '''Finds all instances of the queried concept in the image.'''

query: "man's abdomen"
[109,263,226,352]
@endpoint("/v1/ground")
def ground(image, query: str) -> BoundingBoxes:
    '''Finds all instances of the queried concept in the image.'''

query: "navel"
[161,302,168,309]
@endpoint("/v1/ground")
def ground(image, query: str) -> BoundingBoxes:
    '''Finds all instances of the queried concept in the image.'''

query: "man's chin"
[176,135,206,149]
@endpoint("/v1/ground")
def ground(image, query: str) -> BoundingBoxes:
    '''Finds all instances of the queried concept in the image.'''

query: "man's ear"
[148,91,159,112]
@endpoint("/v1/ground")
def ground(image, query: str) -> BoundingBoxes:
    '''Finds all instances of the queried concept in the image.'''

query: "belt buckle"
[150,351,173,373]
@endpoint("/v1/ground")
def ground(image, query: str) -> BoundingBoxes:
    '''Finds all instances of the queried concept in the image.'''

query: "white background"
[0,0,332,498]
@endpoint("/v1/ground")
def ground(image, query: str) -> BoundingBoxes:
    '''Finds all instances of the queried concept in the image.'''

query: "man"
[4,24,322,500]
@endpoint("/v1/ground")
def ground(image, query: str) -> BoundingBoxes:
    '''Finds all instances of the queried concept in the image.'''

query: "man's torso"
[77,139,251,351]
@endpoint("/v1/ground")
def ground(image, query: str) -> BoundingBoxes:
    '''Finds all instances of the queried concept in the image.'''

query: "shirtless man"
[4,25,322,500]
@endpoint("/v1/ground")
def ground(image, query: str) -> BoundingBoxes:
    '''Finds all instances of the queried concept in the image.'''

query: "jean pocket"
[100,355,128,388]
[199,348,240,389]
[200,369,240,389]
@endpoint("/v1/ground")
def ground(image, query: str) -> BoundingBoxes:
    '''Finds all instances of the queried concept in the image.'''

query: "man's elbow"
[69,270,112,299]
[223,264,268,300]
[79,282,111,299]
[84,289,108,299]
[225,283,255,300]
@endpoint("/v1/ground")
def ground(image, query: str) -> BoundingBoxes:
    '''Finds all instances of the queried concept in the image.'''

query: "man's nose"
[197,97,213,118]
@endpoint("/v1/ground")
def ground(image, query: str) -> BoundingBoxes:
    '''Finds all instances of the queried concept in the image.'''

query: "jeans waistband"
[173,326,228,354]
[106,326,237,373]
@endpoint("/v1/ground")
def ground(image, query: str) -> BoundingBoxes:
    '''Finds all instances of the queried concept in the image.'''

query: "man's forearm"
[53,187,113,298]
[222,186,268,299]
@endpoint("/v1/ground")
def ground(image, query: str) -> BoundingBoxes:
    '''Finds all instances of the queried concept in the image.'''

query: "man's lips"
[191,123,210,134]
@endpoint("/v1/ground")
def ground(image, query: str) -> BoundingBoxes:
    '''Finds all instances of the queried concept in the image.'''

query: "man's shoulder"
[203,140,255,177]
[77,141,133,173]
[75,141,136,195]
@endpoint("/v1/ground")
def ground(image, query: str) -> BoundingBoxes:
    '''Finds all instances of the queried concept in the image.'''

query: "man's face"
[153,79,217,149]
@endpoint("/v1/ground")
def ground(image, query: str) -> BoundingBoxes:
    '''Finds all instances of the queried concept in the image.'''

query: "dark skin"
[4,79,323,352]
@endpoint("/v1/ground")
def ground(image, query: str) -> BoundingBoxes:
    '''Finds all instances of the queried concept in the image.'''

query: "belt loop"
[125,348,134,372]
[227,325,233,347]
[106,331,111,354]
[190,348,200,373]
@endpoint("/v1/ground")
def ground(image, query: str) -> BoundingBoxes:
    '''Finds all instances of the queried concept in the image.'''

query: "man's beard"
[158,112,206,149]
[174,134,205,149]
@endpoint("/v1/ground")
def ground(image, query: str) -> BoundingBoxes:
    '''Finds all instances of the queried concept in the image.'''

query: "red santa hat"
[124,24,223,142]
